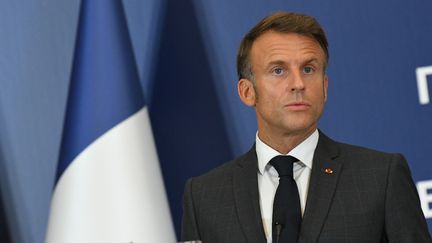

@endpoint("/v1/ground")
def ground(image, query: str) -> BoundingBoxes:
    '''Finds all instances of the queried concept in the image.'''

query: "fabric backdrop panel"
[148,0,234,237]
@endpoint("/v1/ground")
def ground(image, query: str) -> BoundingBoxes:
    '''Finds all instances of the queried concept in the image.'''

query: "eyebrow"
[266,58,321,68]
[303,58,320,65]
[262,60,285,73]
[267,60,286,67]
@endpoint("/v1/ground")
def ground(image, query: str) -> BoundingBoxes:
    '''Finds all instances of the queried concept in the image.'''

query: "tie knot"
[270,155,298,177]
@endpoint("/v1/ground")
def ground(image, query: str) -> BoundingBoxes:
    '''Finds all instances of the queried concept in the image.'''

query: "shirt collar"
[256,129,319,175]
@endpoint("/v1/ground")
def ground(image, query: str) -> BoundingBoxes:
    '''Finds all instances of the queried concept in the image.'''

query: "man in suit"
[181,12,431,243]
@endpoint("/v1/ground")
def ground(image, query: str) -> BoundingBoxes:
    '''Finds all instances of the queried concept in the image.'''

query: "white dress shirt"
[256,129,319,243]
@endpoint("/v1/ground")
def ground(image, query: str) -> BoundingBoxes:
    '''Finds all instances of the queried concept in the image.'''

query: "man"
[181,12,431,243]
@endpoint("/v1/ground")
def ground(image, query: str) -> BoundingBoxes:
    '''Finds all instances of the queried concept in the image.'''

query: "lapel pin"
[324,168,333,174]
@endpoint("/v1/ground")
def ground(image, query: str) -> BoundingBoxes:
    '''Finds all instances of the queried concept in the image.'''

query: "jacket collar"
[233,146,267,243]
[299,131,342,243]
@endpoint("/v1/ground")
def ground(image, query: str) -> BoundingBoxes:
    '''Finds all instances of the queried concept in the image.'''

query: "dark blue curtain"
[0,190,10,242]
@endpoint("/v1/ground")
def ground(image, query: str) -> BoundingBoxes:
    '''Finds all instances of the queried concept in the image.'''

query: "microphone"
[274,221,283,243]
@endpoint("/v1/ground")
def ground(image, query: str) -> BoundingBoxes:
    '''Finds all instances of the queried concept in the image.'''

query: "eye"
[271,67,285,76]
[303,66,314,74]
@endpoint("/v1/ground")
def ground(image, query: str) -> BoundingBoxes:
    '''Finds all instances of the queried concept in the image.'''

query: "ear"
[237,78,256,107]
[323,75,329,102]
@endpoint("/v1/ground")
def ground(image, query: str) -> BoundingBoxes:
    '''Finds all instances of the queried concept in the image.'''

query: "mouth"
[284,102,311,111]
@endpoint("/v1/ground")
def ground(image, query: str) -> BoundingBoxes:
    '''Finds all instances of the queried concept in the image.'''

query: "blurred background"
[0,0,431,242]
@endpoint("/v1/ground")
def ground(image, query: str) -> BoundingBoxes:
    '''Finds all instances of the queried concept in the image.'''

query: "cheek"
[260,80,286,96]
[258,90,283,109]
[314,87,327,111]
[255,88,282,115]
[310,80,327,97]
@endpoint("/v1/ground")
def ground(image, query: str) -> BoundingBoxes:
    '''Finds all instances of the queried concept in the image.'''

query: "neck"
[258,127,316,154]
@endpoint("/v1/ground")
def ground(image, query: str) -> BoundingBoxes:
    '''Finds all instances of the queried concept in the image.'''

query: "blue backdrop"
[0,0,431,242]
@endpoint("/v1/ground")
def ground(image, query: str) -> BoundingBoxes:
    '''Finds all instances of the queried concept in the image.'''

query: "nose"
[290,70,305,92]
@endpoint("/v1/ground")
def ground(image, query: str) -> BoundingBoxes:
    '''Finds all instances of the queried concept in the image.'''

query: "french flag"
[45,1,176,242]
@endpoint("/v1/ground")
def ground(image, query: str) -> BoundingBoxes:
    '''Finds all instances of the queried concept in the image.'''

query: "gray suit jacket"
[181,132,431,243]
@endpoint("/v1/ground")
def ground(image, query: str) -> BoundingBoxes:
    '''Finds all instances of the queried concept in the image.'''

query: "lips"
[284,102,311,111]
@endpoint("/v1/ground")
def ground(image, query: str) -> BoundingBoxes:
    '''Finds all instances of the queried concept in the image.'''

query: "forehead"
[250,31,325,64]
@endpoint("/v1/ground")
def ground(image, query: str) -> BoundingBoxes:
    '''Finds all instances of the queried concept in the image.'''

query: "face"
[238,31,328,139]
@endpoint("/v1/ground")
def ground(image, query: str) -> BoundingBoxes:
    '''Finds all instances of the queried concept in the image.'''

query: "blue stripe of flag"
[57,0,145,181]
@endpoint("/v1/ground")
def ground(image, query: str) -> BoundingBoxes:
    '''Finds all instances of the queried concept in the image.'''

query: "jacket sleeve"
[384,153,432,242]
[181,177,201,241]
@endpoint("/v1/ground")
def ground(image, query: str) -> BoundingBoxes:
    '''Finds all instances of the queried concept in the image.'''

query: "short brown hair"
[237,12,329,80]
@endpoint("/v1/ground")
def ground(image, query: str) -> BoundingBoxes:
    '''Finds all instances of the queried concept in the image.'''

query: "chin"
[281,122,317,135]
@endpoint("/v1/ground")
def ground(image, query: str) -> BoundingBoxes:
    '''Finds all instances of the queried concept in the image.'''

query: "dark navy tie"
[270,155,301,243]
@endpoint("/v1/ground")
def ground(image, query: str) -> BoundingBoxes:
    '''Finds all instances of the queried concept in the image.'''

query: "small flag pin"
[324,168,333,174]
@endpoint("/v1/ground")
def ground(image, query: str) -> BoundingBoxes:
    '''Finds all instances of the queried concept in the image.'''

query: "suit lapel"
[299,132,343,243]
[233,147,267,243]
